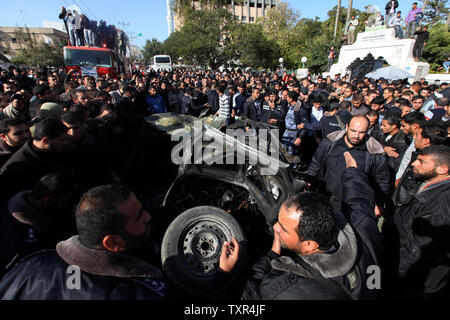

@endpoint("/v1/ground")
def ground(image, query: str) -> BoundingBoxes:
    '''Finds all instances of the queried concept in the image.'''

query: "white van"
[149,55,172,72]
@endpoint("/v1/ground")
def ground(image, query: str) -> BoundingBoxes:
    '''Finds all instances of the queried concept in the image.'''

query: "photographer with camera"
[59,7,76,46]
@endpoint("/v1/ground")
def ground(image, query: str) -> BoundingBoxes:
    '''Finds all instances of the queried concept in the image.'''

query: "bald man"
[307,115,392,214]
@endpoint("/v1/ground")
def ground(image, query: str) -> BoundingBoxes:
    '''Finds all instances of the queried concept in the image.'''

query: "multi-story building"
[0,26,68,57]
[167,0,279,34]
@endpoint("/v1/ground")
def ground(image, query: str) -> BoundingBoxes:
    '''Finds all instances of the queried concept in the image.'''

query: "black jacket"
[320,110,352,137]
[394,178,450,295]
[241,167,382,300]
[381,130,409,172]
[413,30,429,46]
[307,130,392,207]
[0,140,68,202]
[0,236,167,300]
[392,152,422,207]
[181,95,197,115]
[368,122,385,144]
[0,191,69,275]
[242,97,259,121]
[206,90,220,114]
[385,1,399,15]
[261,101,286,129]
[167,89,183,114]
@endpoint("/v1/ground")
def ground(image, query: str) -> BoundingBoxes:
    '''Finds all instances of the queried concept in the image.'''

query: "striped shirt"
[218,94,231,119]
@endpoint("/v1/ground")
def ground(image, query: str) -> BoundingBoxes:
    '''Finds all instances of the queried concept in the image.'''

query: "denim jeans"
[68,28,76,46]
[405,21,416,38]
[84,29,93,46]
[394,25,404,39]
[385,13,395,27]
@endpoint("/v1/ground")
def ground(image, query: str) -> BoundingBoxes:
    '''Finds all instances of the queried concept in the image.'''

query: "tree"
[162,8,236,68]
[256,2,301,69]
[172,0,243,28]
[142,38,163,62]
[11,28,64,67]
[420,0,449,25]
[422,23,450,71]
[229,23,281,69]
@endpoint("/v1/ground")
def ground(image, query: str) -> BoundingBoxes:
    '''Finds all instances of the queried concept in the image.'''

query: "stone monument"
[328,27,430,81]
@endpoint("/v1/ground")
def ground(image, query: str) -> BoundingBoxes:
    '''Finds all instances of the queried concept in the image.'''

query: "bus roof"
[63,46,113,52]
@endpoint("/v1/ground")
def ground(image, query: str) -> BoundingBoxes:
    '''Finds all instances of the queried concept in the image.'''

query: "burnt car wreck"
[136,113,305,298]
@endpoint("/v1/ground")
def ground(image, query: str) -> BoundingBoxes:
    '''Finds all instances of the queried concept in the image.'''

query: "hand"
[294,138,301,146]
[219,237,239,273]
[297,123,305,130]
[384,146,399,158]
[344,151,357,168]
[374,205,384,218]
[271,230,281,255]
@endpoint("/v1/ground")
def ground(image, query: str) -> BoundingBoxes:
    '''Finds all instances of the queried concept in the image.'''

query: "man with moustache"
[0,184,239,300]
[388,145,450,299]
[236,152,381,300]
[307,115,391,213]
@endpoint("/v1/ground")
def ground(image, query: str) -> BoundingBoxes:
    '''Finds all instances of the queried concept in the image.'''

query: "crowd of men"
[58,7,127,55]
[343,2,430,62]
[0,62,449,300]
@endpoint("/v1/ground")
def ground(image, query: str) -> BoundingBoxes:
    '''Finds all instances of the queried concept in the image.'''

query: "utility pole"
[346,0,353,27]
[334,0,341,40]
[117,21,129,33]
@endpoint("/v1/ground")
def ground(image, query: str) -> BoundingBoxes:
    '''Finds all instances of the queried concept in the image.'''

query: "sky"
[1,0,420,48]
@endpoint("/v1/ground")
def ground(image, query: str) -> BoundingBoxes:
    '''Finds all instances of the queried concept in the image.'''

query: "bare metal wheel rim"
[181,219,229,277]
[161,206,246,296]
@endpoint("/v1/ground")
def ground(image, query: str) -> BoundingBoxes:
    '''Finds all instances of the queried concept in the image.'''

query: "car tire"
[161,206,246,297]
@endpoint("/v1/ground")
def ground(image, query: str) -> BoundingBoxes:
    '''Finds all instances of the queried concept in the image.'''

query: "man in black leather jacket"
[229,152,382,300]
[0,184,168,300]
[307,115,392,213]
[385,145,450,299]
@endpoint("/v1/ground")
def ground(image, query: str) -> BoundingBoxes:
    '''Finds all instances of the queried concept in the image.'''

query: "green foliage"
[422,23,450,71]
[420,0,449,24]
[163,8,236,68]
[172,0,244,23]
[159,1,448,73]
[229,23,281,69]
[11,28,64,67]
[142,38,163,62]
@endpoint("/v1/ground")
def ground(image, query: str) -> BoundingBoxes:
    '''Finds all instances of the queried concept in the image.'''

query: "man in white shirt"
[347,16,359,45]
[390,11,405,39]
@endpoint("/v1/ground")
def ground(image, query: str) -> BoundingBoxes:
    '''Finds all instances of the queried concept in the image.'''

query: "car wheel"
[161,206,246,297]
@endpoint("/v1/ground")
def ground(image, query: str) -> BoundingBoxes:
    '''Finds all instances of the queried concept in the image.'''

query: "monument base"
[328,28,429,81]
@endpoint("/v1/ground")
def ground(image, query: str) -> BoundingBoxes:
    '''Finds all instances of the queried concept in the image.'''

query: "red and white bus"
[63,46,130,79]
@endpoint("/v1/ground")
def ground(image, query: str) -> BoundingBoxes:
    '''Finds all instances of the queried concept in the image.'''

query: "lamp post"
[301,56,308,68]
[279,57,284,70]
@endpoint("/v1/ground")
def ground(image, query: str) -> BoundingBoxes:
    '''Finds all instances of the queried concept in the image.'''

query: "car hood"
[145,113,288,171]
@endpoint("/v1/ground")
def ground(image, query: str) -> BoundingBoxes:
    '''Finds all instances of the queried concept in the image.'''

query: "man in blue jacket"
[146,86,166,114]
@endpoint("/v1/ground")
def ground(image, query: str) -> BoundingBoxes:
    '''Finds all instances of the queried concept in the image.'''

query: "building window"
[242,16,247,21]
[249,17,255,22]
[235,15,240,21]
